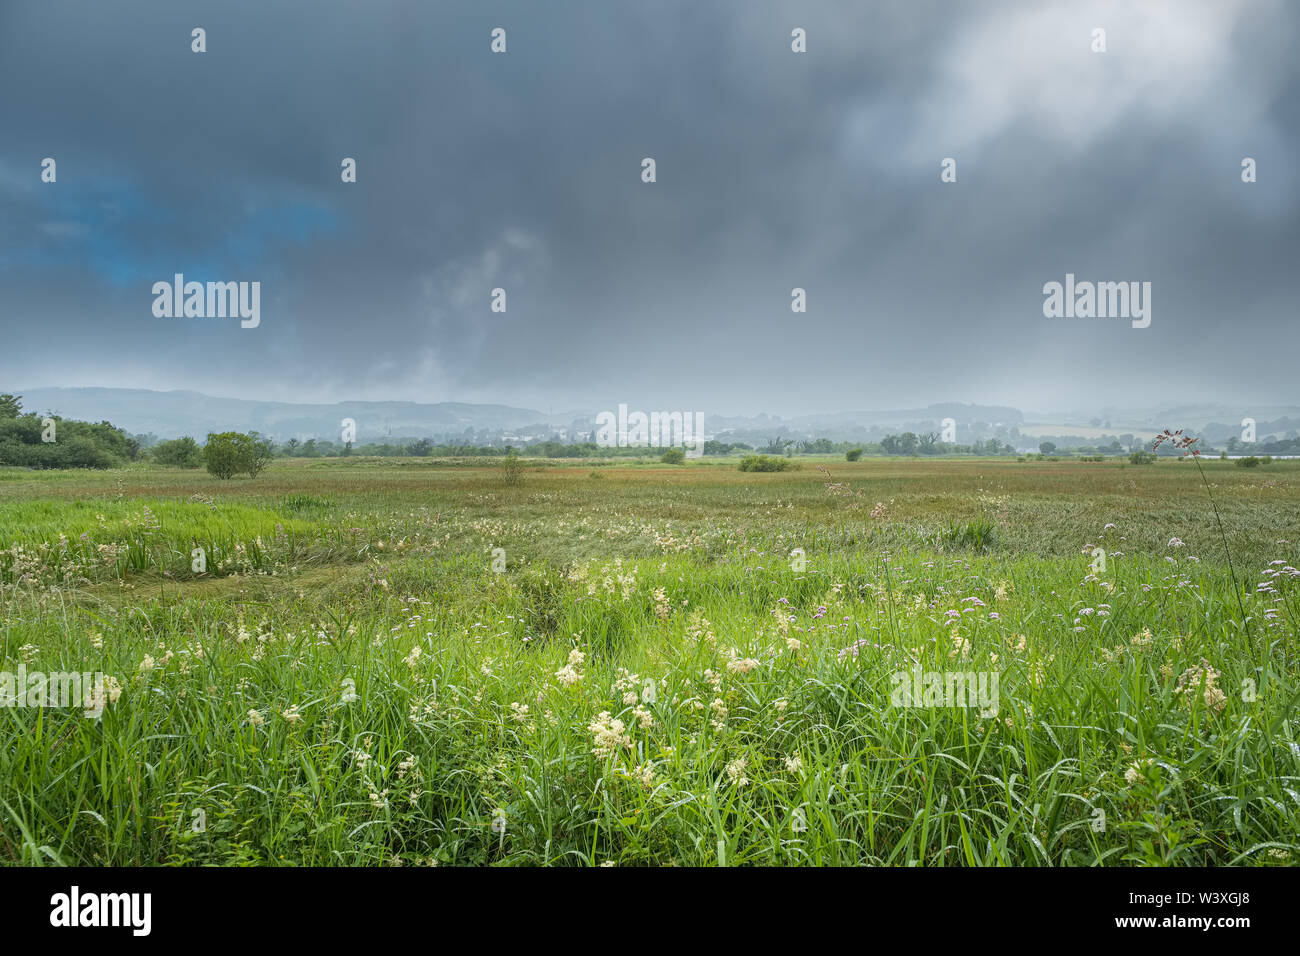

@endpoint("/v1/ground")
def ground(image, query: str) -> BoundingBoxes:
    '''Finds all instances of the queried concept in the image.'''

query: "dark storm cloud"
[1,0,1296,415]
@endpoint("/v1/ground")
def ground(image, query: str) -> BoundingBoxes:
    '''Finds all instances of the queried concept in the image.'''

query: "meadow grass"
[0,456,1297,866]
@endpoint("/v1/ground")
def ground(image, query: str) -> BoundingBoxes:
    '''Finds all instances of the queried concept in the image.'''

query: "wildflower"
[726,652,760,675]
[1124,759,1154,787]
[247,709,265,726]
[784,754,802,773]
[281,704,303,724]
[725,756,750,787]
[589,711,632,759]
[555,647,585,687]
[709,698,728,730]
[652,587,671,620]
[1173,660,1227,714]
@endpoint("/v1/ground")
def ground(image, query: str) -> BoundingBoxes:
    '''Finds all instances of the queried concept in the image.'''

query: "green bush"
[205,432,255,479]
[502,452,524,485]
[739,454,798,473]
[845,448,863,462]
[660,448,686,465]
[203,432,272,479]
[1129,450,1157,465]
[1235,456,1261,468]
[0,393,138,469]
[153,436,203,468]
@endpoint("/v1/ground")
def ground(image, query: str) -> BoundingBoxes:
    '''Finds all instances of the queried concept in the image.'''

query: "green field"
[1,456,1297,866]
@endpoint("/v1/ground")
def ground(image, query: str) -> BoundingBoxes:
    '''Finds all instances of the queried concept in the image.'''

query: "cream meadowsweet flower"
[726,653,760,675]
[247,709,264,726]
[588,711,631,759]
[1124,758,1154,787]
[1173,660,1227,713]
[784,754,802,773]
[725,756,750,787]
[555,647,585,687]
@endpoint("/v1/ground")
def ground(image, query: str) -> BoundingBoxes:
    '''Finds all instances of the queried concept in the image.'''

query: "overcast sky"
[1,0,1296,417]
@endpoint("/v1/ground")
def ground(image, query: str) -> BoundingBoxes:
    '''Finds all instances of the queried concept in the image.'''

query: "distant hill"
[11,388,555,442]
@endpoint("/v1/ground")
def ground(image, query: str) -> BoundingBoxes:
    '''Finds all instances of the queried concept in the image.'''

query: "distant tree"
[660,448,686,465]
[204,432,250,479]
[152,436,203,468]
[0,394,22,418]
[1039,442,1056,456]
[846,448,863,461]
[204,431,271,479]
[247,432,275,476]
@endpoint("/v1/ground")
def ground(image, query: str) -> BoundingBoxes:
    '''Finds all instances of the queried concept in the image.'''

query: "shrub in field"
[152,436,203,468]
[845,448,863,461]
[1235,456,1261,468]
[204,431,269,479]
[1129,450,1157,465]
[660,448,686,465]
[502,452,524,484]
[739,454,798,472]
